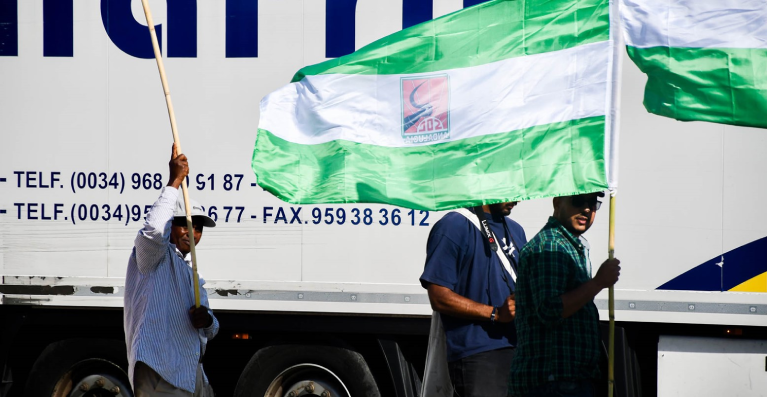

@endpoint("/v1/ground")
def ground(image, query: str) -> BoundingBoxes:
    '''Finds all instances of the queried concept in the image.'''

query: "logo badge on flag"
[400,75,450,144]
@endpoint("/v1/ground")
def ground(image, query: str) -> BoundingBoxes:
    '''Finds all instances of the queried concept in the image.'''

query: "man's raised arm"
[134,144,189,273]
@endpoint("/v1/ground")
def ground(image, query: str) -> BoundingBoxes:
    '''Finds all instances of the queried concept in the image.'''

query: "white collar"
[173,245,193,267]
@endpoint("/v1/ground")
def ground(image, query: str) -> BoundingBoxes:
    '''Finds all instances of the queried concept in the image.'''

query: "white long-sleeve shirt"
[124,187,219,393]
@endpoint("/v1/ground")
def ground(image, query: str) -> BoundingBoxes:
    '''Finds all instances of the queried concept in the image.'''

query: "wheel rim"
[264,363,351,397]
[51,359,132,397]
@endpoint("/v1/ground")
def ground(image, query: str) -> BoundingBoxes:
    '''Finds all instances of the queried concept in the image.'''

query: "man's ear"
[552,197,561,216]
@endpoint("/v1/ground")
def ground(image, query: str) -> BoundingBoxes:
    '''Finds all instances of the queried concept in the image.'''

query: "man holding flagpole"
[508,192,620,397]
[420,201,526,396]
[124,144,219,397]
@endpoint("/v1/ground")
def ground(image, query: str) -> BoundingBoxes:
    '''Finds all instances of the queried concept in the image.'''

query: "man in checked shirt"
[508,192,620,397]
[124,144,219,396]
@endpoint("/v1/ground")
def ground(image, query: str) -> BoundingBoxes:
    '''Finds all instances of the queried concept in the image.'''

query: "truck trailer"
[1,1,766,396]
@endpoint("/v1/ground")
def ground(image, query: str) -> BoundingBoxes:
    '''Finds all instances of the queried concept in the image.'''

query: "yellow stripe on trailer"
[729,272,767,293]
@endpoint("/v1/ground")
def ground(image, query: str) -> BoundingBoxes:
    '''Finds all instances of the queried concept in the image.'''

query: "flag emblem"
[400,75,450,143]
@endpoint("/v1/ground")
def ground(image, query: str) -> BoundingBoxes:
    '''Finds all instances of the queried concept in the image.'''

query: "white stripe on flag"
[260,41,610,147]
[622,0,767,49]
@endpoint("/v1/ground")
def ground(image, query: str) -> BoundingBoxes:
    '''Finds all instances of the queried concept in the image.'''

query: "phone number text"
[262,206,430,226]
[6,171,250,193]
[8,203,431,227]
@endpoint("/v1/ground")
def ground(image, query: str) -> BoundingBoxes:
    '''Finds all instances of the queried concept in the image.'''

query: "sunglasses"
[570,196,602,211]
[172,218,204,232]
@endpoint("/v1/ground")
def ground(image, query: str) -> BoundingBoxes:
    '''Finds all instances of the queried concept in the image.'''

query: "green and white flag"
[253,0,621,211]
[622,0,767,128]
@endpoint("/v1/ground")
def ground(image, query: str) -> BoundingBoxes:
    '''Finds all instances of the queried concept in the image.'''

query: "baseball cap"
[174,195,217,227]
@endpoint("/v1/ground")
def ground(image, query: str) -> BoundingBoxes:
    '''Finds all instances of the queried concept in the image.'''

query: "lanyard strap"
[454,208,517,283]
[472,206,498,252]
[473,207,518,268]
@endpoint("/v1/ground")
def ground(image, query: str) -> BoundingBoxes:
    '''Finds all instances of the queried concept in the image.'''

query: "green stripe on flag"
[293,0,609,81]
[627,46,767,129]
[253,117,608,211]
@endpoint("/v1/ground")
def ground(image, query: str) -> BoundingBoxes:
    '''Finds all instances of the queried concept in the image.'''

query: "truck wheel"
[234,344,381,397]
[25,338,133,397]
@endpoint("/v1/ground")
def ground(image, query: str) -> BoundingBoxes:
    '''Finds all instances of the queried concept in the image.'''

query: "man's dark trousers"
[447,347,514,397]
[524,380,594,397]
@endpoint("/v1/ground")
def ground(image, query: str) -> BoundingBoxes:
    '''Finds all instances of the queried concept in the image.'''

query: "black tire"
[25,338,132,397]
[234,344,381,397]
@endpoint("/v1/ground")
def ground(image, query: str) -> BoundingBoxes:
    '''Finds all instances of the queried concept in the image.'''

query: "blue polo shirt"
[420,209,527,362]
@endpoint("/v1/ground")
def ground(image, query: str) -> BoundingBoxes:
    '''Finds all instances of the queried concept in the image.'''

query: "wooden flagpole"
[140,0,201,307]
[606,1,623,393]
[607,193,616,397]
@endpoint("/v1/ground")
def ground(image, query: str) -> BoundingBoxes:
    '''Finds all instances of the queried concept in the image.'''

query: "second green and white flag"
[622,0,767,129]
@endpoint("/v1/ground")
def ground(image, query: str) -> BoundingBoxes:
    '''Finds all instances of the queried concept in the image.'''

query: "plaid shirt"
[507,217,600,397]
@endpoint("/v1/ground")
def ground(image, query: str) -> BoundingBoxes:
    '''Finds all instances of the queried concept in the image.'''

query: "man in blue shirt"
[420,201,527,397]
[124,144,219,396]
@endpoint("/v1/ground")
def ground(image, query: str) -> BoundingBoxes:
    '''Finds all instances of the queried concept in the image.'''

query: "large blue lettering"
[226,0,258,58]
[167,0,196,57]
[402,0,432,30]
[325,0,357,58]
[100,0,196,59]
[463,0,489,8]
[0,1,491,60]
[44,0,73,57]
[101,0,160,59]
[223,0,439,59]
[0,0,18,56]
[326,0,484,58]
